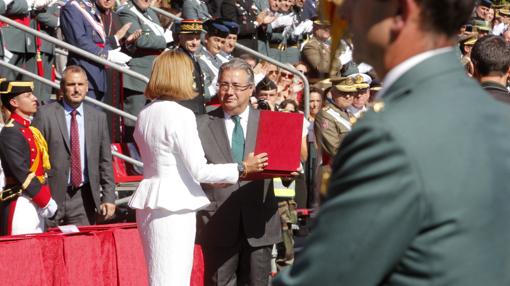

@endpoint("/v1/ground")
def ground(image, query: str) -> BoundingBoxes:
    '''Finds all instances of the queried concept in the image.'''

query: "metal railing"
[0,15,149,84]
[151,7,311,117]
[0,60,143,167]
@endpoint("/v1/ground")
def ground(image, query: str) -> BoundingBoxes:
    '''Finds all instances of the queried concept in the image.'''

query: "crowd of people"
[1,0,510,285]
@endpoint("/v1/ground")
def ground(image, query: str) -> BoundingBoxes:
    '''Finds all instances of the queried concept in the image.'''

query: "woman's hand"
[243,152,269,176]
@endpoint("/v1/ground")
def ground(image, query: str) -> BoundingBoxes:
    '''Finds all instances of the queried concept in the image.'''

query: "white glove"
[107,48,132,65]
[26,0,52,10]
[39,198,58,218]
[271,15,294,29]
[292,20,313,36]
[164,28,173,43]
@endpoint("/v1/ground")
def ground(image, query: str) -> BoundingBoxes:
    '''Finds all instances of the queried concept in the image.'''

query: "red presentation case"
[243,110,303,180]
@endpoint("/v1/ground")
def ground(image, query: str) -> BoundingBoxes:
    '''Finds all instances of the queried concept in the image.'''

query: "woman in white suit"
[129,50,267,286]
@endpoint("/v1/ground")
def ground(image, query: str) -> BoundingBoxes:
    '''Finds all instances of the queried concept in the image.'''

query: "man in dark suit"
[32,66,116,226]
[471,35,510,105]
[196,58,281,286]
[274,0,510,285]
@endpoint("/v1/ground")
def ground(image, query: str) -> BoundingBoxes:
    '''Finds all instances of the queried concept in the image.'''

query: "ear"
[9,97,18,109]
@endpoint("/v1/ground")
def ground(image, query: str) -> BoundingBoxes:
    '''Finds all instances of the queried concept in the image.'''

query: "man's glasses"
[217,82,252,92]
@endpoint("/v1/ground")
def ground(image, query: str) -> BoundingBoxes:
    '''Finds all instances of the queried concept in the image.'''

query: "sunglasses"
[280,73,294,79]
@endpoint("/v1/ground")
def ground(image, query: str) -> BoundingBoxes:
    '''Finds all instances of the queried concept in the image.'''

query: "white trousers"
[136,208,197,286]
[11,195,44,235]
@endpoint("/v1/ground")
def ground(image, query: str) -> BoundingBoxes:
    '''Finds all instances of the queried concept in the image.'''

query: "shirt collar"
[63,100,84,115]
[224,106,250,121]
[377,47,453,99]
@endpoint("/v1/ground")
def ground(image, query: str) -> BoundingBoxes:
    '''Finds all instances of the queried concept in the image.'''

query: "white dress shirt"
[224,106,250,148]
[63,101,88,185]
[130,100,239,212]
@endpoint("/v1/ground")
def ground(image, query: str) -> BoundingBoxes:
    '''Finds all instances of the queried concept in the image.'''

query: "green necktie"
[231,115,245,164]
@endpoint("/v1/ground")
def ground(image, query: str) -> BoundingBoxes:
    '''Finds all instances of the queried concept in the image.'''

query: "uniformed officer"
[172,19,206,115]
[314,75,368,159]
[217,18,240,63]
[346,73,372,119]
[0,81,57,236]
[301,20,332,83]
[1,0,52,100]
[198,19,229,102]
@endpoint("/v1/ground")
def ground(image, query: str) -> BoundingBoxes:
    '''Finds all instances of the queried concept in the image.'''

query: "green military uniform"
[35,2,62,102]
[118,1,168,126]
[1,1,38,94]
[274,50,510,285]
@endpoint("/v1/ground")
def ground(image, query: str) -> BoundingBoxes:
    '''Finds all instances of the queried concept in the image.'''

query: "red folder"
[243,110,303,180]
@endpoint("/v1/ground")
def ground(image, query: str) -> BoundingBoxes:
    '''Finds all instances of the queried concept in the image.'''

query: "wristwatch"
[237,162,245,176]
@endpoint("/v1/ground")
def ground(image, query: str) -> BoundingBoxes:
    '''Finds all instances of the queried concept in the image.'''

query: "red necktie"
[70,109,82,188]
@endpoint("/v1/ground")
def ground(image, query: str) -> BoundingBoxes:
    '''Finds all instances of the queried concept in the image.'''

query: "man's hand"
[126,29,142,45]
[115,22,132,40]
[100,203,116,220]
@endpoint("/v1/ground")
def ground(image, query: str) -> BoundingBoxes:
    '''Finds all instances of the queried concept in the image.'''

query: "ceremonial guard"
[173,19,206,114]
[0,81,57,236]
[198,19,230,101]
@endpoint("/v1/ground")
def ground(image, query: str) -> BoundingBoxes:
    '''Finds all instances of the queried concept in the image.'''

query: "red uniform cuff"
[32,184,51,208]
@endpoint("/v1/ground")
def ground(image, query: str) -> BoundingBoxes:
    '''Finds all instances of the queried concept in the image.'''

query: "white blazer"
[129,100,238,212]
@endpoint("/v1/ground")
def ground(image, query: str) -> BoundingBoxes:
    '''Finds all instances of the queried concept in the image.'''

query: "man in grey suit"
[32,66,116,226]
[196,58,281,286]
[274,0,510,285]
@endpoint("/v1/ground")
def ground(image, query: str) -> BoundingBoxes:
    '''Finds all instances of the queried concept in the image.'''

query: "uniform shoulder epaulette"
[4,119,14,128]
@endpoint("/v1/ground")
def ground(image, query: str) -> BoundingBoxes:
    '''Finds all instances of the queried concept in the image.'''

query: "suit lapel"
[208,109,233,162]
[56,102,71,152]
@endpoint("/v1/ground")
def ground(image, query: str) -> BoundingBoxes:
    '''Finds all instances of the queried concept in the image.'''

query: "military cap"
[333,75,368,93]
[464,37,478,46]
[204,19,230,38]
[347,73,372,89]
[499,9,510,17]
[176,19,203,34]
[0,81,34,107]
[370,80,382,92]
[313,19,330,26]
[479,0,492,8]
[218,18,240,35]
[473,20,491,32]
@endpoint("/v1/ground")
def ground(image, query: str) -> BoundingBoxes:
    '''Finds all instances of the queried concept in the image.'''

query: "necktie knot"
[71,109,78,118]
[231,115,241,124]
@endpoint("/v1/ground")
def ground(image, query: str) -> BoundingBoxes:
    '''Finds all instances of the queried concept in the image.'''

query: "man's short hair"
[415,0,475,37]
[61,65,87,89]
[218,58,255,85]
[471,35,510,76]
